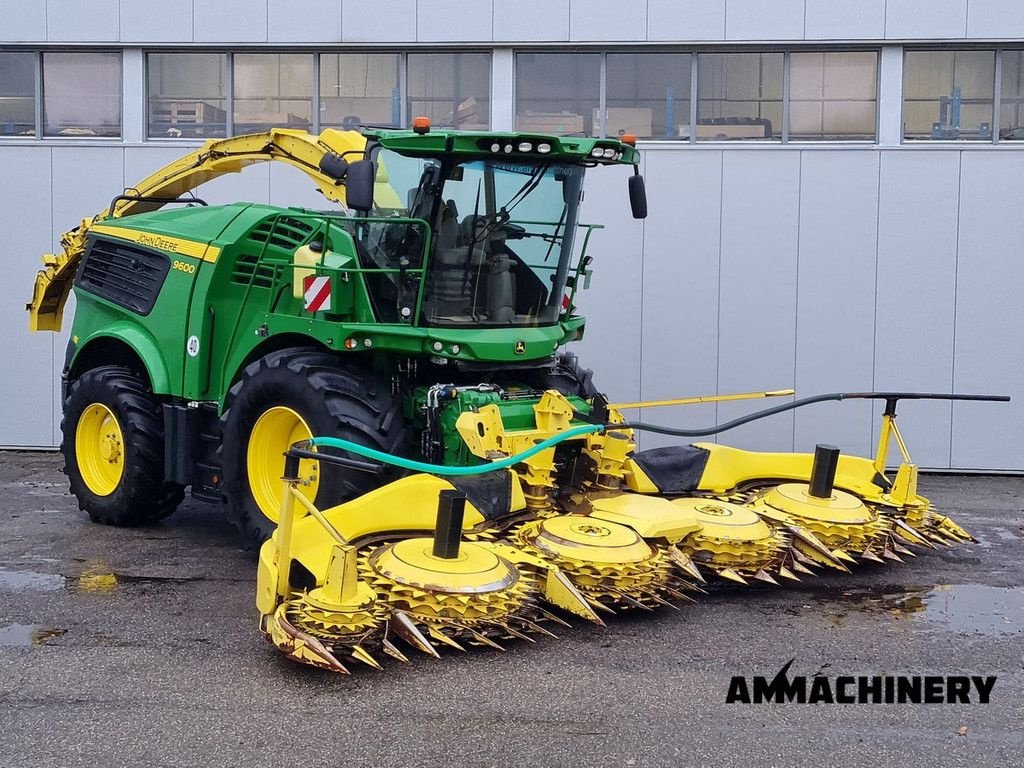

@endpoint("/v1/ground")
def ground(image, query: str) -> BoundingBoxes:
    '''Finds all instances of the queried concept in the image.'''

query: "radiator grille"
[77,238,171,315]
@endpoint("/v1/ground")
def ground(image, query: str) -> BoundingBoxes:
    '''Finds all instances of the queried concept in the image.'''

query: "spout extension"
[808,444,840,499]
[432,490,467,559]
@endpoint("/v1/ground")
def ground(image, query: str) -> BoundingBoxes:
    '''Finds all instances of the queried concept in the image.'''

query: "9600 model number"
[172,260,197,274]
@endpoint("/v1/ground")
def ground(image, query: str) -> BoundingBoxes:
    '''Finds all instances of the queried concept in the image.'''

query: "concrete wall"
[2,0,1023,469]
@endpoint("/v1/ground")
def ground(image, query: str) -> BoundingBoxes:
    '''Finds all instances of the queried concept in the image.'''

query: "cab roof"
[364,127,639,166]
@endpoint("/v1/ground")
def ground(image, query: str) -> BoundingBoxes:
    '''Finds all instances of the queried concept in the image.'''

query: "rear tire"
[220,349,407,550]
[62,366,184,526]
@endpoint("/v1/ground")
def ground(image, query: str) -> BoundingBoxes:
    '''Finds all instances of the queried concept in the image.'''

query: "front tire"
[220,349,407,550]
[62,366,184,526]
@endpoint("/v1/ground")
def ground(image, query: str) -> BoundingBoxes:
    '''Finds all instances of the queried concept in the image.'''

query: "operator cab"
[360,150,585,328]
[338,126,645,330]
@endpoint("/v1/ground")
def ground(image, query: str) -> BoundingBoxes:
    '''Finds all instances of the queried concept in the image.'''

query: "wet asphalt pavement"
[0,450,1021,768]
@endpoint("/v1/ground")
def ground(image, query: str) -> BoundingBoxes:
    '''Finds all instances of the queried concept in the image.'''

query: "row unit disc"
[671,499,789,578]
[512,515,676,608]
[751,483,889,553]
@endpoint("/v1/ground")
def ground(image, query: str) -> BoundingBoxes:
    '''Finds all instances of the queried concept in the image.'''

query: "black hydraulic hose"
[607,391,1010,438]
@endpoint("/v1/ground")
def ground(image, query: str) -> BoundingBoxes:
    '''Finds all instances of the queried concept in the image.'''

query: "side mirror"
[345,159,376,212]
[628,173,647,220]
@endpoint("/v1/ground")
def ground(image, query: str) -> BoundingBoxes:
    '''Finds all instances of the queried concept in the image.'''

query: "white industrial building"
[1,0,1023,471]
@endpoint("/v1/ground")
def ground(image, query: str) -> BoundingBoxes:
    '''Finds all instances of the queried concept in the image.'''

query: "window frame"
[405,51,493,130]
[145,51,231,140]
[141,48,494,141]
[511,46,881,145]
[41,49,124,140]
[514,50,603,137]
[786,49,881,143]
[20,45,1024,147]
[0,49,40,139]
[900,46,1024,145]
[901,47,998,143]
[318,51,403,130]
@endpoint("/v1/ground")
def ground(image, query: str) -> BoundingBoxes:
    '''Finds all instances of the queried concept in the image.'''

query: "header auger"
[258,389,1006,673]
[24,119,1006,675]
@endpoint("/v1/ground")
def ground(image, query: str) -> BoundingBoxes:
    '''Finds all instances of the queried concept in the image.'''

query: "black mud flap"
[446,471,514,521]
[630,445,711,495]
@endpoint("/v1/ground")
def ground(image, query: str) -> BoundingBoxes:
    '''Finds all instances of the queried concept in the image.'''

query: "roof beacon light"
[412,116,431,134]
[620,133,637,146]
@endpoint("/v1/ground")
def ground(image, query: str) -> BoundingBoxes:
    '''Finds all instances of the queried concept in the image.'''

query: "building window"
[1000,50,1024,141]
[233,53,313,134]
[319,53,400,129]
[789,52,877,141]
[407,52,490,130]
[696,52,783,140]
[147,53,228,139]
[604,53,690,140]
[516,52,601,136]
[903,50,995,141]
[0,52,35,137]
[43,51,121,137]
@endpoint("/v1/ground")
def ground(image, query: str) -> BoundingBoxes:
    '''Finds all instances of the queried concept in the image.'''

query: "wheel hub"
[99,434,121,462]
[75,402,125,497]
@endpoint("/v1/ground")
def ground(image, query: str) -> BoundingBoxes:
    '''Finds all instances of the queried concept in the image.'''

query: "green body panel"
[69,204,590,403]
[406,386,591,466]
[68,317,173,393]
[66,129,625,409]
[100,203,257,244]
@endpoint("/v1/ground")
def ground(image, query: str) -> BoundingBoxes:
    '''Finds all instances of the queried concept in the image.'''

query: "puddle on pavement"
[822,583,1024,635]
[0,567,65,592]
[0,624,67,647]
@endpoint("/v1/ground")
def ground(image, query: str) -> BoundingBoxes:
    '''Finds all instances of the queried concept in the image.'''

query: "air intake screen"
[77,238,171,315]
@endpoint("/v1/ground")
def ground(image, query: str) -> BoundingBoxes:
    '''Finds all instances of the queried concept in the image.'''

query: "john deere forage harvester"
[26,120,1007,672]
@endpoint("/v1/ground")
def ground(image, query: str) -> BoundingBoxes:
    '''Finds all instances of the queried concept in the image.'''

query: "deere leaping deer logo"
[514,340,526,355]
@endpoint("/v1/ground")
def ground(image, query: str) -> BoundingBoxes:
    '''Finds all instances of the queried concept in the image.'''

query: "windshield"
[370,148,585,328]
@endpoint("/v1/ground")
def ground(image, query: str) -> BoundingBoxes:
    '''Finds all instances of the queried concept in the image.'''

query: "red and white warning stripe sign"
[303,275,332,312]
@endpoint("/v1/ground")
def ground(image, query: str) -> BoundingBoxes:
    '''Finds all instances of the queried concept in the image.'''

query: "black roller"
[808,444,840,499]
[433,490,467,559]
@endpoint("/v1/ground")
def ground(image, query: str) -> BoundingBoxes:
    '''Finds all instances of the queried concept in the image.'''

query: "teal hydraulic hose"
[309,423,604,476]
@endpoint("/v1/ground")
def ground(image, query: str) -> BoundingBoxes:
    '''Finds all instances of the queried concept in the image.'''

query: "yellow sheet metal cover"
[669,498,775,541]
[525,515,655,564]
[762,483,875,524]
[588,493,702,541]
[368,539,519,593]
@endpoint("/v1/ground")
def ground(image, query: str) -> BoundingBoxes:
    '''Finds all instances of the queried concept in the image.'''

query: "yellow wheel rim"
[247,406,319,522]
[75,403,125,497]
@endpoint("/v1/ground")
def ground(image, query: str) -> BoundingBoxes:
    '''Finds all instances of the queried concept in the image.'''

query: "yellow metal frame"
[609,388,795,410]
[873,412,913,474]
[28,128,384,332]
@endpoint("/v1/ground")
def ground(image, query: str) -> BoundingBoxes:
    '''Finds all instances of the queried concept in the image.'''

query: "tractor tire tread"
[219,348,407,551]
[61,365,184,526]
